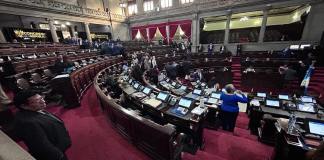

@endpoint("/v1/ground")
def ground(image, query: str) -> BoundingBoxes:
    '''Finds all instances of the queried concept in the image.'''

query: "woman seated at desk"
[220,84,248,132]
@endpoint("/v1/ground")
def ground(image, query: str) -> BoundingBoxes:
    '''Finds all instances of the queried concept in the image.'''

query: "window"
[264,5,310,42]
[161,0,172,8]
[200,16,227,44]
[181,0,193,4]
[128,4,138,15]
[144,1,154,12]
[229,11,263,43]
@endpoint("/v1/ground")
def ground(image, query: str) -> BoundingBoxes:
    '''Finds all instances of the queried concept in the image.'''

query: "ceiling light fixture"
[240,16,249,21]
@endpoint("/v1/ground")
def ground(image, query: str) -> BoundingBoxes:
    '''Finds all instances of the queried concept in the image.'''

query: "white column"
[137,0,144,14]
[70,25,76,38]
[224,12,232,44]
[0,29,7,43]
[191,13,198,53]
[258,8,269,43]
[146,28,150,41]
[84,22,92,43]
[166,25,170,45]
[49,19,59,43]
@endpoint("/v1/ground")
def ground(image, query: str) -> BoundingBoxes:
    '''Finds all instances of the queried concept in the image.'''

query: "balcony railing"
[0,0,126,22]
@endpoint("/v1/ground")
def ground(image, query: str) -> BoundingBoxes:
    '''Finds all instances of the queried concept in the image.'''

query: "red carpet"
[46,86,274,160]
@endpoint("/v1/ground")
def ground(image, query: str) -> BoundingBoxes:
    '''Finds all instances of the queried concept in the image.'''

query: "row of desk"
[94,68,184,160]
[50,55,123,108]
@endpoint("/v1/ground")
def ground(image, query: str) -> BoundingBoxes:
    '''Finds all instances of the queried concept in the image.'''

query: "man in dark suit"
[13,90,71,160]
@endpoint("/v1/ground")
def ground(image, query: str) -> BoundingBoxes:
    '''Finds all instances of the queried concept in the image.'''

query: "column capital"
[225,9,232,16]
[263,4,272,11]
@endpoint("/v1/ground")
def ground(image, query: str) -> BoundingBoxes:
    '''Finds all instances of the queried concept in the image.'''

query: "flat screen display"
[178,98,192,108]
[166,78,170,82]
[133,83,140,89]
[257,92,266,98]
[309,121,324,136]
[207,98,217,104]
[301,96,313,103]
[193,89,202,95]
[300,44,311,50]
[171,82,177,86]
[278,94,289,100]
[298,103,315,113]
[211,92,221,99]
[180,86,187,90]
[290,45,300,50]
[128,79,133,84]
[142,87,151,95]
[156,92,169,101]
[266,100,280,107]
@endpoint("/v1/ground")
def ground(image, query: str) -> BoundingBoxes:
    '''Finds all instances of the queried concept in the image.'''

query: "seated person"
[53,55,74,74]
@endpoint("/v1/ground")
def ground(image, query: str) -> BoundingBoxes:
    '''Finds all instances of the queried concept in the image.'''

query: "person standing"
[14,90,71,160]
[220,84,248,132]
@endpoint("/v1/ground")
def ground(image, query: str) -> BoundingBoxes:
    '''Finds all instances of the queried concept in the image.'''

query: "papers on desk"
[53,74,69,79]
[191,107,206,115]
[132,92,146,99]
[143,98,162,108]
[250,99,260,106]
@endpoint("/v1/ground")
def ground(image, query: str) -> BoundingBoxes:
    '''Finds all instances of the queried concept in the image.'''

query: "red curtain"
[169,25,178,43]
[180,23,192,39]
[158,26,167,41]
[131,29,138,40]
[148,27,157,41]
[139,28,147,40]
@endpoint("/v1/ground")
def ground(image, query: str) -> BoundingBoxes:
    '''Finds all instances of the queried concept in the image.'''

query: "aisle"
[47,86,274,160]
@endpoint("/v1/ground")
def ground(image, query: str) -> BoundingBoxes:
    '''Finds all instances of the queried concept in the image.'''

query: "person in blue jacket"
[220,84,248,132]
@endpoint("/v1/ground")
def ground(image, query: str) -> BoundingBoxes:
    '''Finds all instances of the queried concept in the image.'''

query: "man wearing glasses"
[13,90,71,160]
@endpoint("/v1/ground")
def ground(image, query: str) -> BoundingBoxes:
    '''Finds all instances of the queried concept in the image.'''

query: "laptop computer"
[265,99,280,108]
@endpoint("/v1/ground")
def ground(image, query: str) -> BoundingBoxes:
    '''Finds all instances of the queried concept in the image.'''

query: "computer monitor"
[193,89,202,95]
[301,96,313,103]
[305,119,324,136]
[142,87,152,95]
[298,103,315,113]
[133,83,140,89]
[178,98,193,108]
[300,44,311,50]
[180,85,187,90]
[278,94,289,100]
[257,92,266,98]
[156,92,169,102]
[266,99,280,107]
[207,98,217,104]
[166,78,170,82]
[290,45,300,50]
[211,92,221,99]
[171,82,177,87]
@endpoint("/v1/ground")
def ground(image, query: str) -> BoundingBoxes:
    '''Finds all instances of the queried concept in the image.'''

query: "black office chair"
[258,114,278,145]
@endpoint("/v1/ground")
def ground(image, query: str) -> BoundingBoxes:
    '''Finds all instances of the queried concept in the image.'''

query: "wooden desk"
[0,130,35,160]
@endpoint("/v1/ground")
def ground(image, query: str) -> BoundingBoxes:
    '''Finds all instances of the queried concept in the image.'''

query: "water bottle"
[287,113,296,134]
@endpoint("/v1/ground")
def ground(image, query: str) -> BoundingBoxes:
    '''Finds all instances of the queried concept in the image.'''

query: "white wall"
[302,2,324,42]
[85,0,105,10]
[112,22,129,40]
